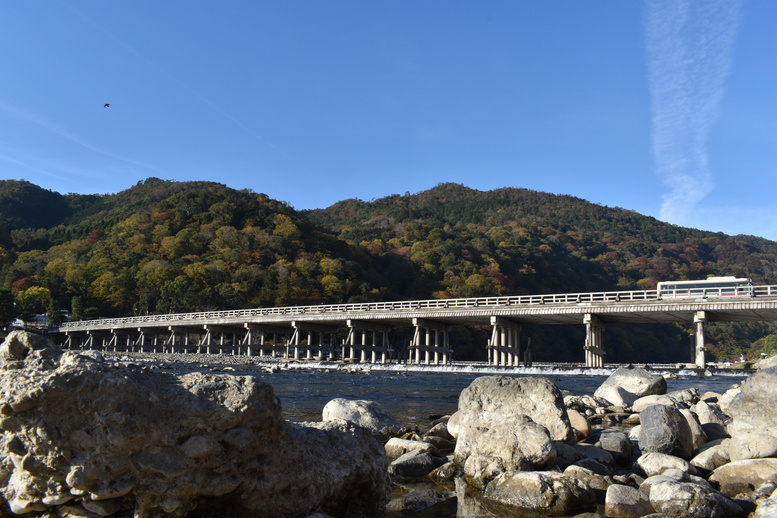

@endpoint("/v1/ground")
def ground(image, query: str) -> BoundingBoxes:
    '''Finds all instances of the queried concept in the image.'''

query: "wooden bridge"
[52,286,777,368]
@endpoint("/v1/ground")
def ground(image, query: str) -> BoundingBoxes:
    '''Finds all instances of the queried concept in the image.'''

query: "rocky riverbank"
[370,365,777,517]
[1,331,776,517]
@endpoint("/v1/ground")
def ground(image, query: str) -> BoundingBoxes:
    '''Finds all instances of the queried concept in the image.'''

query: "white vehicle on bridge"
[657,276,753,299]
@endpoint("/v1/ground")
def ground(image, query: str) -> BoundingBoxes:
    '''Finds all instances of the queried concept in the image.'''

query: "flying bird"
[103,103,110,108]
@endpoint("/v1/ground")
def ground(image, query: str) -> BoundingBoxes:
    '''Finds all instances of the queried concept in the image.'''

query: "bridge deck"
[54,287,777,332]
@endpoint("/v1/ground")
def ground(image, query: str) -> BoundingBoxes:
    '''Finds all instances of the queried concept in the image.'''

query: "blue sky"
[2,1,776,240]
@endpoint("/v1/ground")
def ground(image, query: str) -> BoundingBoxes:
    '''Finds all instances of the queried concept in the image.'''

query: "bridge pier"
[488,316,521,366]
[168,326,205,354]
[343,320,391,364]
[203,325,244,355]
[584,314,606,368]
[693,311,706,368]
[244,324,290,357]
[291,321,339,361]
[410,318,451,365]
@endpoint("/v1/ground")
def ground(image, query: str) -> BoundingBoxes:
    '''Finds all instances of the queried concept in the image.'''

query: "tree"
[71,296,85,321]
[46,298,65,325]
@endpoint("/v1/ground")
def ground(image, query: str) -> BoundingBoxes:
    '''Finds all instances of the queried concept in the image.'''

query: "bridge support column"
[583,314,606,368]
[694,311,706,368]
[245,324,291,357]
[291,322,340,361]
[410,318,451,365]
[488,317,521,367]
[344,321,391,364]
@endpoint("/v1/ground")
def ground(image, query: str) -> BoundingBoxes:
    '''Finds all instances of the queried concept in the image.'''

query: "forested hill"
[307,183,777,296]
[2,178,776,363]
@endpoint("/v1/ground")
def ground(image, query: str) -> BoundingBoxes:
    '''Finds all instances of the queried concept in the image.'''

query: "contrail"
[644,0,742,226]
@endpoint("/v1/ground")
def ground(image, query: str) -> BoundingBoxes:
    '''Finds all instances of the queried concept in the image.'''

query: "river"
[173,360,749,428]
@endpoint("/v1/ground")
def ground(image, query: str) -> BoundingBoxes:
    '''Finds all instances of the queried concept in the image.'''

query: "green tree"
[71,296,85,321]
[46,298,65,325]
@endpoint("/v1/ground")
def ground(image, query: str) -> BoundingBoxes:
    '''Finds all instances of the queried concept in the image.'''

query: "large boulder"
[648,479,746,518]
[638,405,695,459]
[690,440,731,473]
[460,415,556,489]
[321,398,402,435]
[755,354,777,370]
[694,400,728,426]
[729,432,777,461]
[708,458,777,498]
[453,376,572,492]
[727,367,777,438]
[482,470,597,515]
[455,376,573,449]
[0,331,391,517]
[594,367,667,408]
[604,484,654,518]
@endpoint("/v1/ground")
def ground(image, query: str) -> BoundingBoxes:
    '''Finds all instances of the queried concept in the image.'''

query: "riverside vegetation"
[2,330,777,517]
[3,179,777,363]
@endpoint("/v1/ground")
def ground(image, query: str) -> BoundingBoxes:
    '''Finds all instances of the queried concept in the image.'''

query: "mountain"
[1,179,775,363]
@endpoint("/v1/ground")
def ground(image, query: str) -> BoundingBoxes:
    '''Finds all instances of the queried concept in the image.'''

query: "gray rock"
[694,400,728,425]
[554,441,583,470]
[0,331,391,518]
[384,437,439,460]
[594,430,634,466]
[605,484,655,518]
[594,367,667,408]
[422,434,455,453]
[455,376,574,444]
[727,367,777,438]
[702,422,730,441]
[385,489,455,514]
[719,385,742,416]
[729,431,777,461]
[649,479,745,518]
[424,421,453,441]
[667,387,700,405]
[572,443,615,466]
[321,398,402,435]
[459,414,556,489]
[446,411,460,439]
[388,449,435,479]
[564,464,614,503]
[700,390,721,403]
[428,461,457,482]
[632,394,679,412]
[483,470,597,515]
[690,442,731,473]
[638,405,694,459]
[679,408,708,452]
[709,458,777,497]
[575,457,614,477]
[633,452,697,478]
[568,408,591,439]
[753,487,777,518]
[756,355,777,370]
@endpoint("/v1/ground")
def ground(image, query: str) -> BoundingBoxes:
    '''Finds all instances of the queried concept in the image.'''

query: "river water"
[195,361,748,428]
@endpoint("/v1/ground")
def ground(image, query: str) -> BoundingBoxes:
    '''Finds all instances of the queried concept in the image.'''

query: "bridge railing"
[55,288,663,330]
[54,285,777,331]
